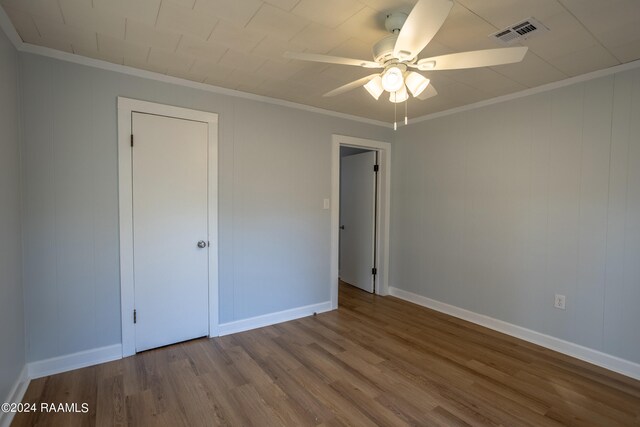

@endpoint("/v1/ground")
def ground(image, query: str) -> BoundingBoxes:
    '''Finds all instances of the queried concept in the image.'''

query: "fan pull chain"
[394,91,397,130]
[405,97,408,125]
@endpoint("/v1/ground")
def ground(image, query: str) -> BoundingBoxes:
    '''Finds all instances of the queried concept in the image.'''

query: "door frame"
[331,135,391,309]
[117,97,219,357]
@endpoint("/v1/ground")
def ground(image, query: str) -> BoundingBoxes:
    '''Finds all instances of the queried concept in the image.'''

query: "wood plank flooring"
[13,283,640,426]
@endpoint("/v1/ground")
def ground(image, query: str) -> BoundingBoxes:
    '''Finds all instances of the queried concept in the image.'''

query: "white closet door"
[132,112,209,352]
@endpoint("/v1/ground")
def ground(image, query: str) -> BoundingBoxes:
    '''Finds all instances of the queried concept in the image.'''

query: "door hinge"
[130,134,134,147]
[373,164,379,172]
[372,267,377,275]
[133,309,137,324]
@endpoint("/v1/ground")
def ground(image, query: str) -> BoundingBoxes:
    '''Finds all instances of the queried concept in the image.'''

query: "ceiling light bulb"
[381,66,404,92]
[363,75,384,100]
[405,72,430,97]
[389,85,408,103]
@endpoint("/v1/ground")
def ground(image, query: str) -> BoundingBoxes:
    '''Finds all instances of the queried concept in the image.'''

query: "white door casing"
[132,113,209,352]
[340,151,376,293]
[331,135,391,309]
[118,98,218,357]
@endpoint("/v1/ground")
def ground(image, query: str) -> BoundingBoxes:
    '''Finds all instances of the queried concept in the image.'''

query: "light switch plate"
[323,198,330,209]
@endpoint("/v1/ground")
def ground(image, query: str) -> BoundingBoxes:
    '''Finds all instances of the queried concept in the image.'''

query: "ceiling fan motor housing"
[373,12,408,63]
[384,12,408,33]
[372,35,399,63]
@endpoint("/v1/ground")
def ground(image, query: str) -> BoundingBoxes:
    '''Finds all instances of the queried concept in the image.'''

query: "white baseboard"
[27,344,122,380]
[219,301,333,336]
[0,365,29,427]
[388,287,640,381]
[17,301,333,384]
[23,302,333,380]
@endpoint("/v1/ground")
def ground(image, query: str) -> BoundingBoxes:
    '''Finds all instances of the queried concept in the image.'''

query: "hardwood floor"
[13,283,640,426]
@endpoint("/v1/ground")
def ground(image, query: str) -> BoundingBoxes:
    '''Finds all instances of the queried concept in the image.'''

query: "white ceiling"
[2,0,640,122]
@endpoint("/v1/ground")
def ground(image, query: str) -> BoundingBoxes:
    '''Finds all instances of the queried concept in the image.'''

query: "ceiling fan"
[284,0,528,127]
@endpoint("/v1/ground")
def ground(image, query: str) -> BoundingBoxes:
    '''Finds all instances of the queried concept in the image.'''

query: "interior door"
[340,150,376,293]
[132,112,209,352]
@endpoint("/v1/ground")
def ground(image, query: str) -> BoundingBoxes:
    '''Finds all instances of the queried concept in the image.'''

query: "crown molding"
[0,5,23,50]
[0,7,390,129]
[408,59,640,125]
[3,5,640,130]
[21,43,393,128]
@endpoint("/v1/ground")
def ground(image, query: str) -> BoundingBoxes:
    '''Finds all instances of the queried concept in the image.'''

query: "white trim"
[5,8,640,129]
[389,287,640,381]
[14,41,390,128]
[218,301,332,336]
[117,97,219,357]
[331,135,391,309]
[22,302,331,380]
[0,366,29,427]
[27,344,122,379]
[409,59,640,125]
[22,301,330,380]
[0,7,23,50]
[3,7,640,129]
[118,97,218,123]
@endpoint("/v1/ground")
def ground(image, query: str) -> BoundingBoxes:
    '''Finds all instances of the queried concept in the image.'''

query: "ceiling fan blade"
[283,51,382,68]
[417,46,528,71]
[323,74,379,97]
[417,83,438,100]
[393,0,453,60]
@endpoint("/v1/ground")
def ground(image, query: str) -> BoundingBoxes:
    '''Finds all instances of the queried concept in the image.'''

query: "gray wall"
[18,45,640,367]
[392,67,640,364]
[19,53,393,362]
[0,28,25,400]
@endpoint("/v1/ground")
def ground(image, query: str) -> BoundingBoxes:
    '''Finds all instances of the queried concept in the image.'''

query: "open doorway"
[339,147,378,294]
[330,135,391,310]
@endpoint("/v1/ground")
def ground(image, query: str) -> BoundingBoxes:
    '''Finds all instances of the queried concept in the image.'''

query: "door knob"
[197,240,207,248]
[340,225,345,230]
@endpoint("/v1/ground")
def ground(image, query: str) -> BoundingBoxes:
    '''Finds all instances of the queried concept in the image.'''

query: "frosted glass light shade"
[381,66,404,92]
[405,72,430,97]
[389,85,409,103]
[364,75,384,100]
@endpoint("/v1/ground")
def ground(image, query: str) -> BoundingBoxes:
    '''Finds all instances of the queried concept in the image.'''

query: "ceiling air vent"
[490,17,549,45]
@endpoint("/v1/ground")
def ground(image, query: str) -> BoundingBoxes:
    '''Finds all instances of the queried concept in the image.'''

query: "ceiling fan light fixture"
[381,65,405,92]
[389,85,409,103]
[282,0,530,127]
[405,72,430,97]
[364,75,384,100]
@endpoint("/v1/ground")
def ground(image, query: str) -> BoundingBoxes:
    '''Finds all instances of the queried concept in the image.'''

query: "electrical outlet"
[554,294,566,310]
